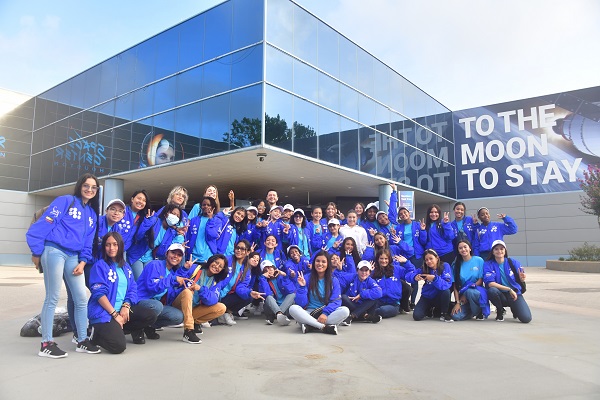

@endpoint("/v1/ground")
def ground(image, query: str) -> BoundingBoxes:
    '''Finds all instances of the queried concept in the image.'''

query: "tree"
[224,117,261,149]
[580,164,600,227]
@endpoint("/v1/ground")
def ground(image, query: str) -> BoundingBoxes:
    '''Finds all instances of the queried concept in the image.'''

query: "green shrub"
[567,242,600,261]
[558,257,565,261]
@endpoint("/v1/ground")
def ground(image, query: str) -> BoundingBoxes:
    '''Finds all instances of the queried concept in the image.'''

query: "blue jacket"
[371,261,415,305]
[185,215,221,259]
[340,274,382,305]
[407,262,453,299]
[283,256,311,276]
[136,259,189,305]
[258,219,289,253]
[221,258,253,300]
[423,222,455,256]
[135,215,183,260]
[312,231,343,253]
[306,221,326,254]
[26,195,97,263]
[240,221,260,248]
[483,257,525,295]
[458,281,490,318]
[93,215,132,263]
[259,273,296,302]
[451,216,476,247]
[288,225,312,257]
[88,259,137,324]
[188,266,225,307]
[124,207,151,265]
[361,242,413,262]
[474,216,518,255]
[294,273,342,316]
[213,211,242,255]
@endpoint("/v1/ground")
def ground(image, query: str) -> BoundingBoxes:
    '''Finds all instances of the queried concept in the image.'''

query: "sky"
[0,0,599,110]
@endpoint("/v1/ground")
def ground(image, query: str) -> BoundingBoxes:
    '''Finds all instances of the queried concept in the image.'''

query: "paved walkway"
[1,266,599,399]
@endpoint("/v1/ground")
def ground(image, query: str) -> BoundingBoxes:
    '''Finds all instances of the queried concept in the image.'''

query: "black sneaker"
[476,312,485,321]
[265,317,274,325]
[340,316,352,326]
[144,327,160,340]
[322,324,338,335]
[38,341,68,359]
[183,329,201,344]
[193,323,203,334]
[440,314,454,323]
[131,330,145,344]
[409,302,415,310]
[76,338,101,354]
[496,313,504,322]
[368,314,382,324]
[301,323,317,334]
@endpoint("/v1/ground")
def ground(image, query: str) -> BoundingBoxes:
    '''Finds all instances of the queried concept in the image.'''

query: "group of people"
[26,175,531,359]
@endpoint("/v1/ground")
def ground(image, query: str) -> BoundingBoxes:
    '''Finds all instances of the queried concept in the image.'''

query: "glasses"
[108,207,124,214]
[83,184,99,191]
[294,215,303,218]
[235,246,248,251]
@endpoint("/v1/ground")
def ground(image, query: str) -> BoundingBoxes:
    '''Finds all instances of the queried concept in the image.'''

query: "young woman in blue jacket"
[450,239,489,321]
[338,260,383,325]
[422,204,456,265]
[483,240,531,323]
[450,202,476,256]
[289,250,350,335]
[27,173,100,359]
[185,196,221,264]
[288,208,311,258]
[214,206,248,256]
[87,232,157,354]
[135,204,185,267]
[408,249,454,322]
[259,260,296,325]
[474,207,518,260]
[123,190,152,280]
[371,249,415,318]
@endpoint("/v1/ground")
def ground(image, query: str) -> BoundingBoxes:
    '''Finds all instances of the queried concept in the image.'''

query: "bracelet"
[110,310,118,318]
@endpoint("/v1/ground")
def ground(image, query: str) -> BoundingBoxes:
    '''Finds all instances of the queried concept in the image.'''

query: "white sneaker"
[276,313,291,326]
[223,312,237,325]
[201,322,211,328]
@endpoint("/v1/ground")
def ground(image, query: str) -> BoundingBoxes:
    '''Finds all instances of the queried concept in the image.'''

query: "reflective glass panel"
[155,27,179,79]
[293,59,318,103]
[174,103,201,161]
[339,84,358,121]
[231,44,263,90]
[359,126,375,175]
[293,6,317,66]
[229,84,262,149]
[133,118,155,169]
[264,85,292,151]
[99,56,118,102]
[317,72,339,111]
[375,132,391,179]
[135,39,156,88]
[266,0,293,54]
[177,66,203,106]
[317,22,338,78]
[200,93,230,155]
[132,87,154,121]
[83,65,101,109]
[153,76,177,114]
[203,56,232,98]
[339,37,357,88]
[179,14,205,70]
[373,61,391,107]
[317,107,339,165]
[356,48,373,97]
[204,2,232,60]
[293,97,317,158]
[266,45,293,91]
[339,116,359,170]
[232,0,263,49]
[116,49,137,96]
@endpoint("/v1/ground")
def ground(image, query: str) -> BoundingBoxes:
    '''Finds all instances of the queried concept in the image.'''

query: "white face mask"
[166,213,180,226]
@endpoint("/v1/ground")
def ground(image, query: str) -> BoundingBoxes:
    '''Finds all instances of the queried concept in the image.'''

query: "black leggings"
[91,304,156,354]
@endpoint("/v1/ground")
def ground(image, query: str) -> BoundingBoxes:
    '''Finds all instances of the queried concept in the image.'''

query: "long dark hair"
[309,250,333,305]
[372,248,394,279]
[293,210,306,228]
[340,237,361,266]
[252,199,268,221]
[147,203,181,250]
[453,239,473,285]
[200,196,218,217]
[203,254,229,282]
[242,251,261,279]
[229,206,248,235]
[425,204,443,235]
[129,190,150,226]
[422,249,442,275]
[102,232,125,268]
[73,173,100,212]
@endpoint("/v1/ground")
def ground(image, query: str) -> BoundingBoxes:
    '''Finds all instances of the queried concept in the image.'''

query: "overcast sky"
[0,0,598,110]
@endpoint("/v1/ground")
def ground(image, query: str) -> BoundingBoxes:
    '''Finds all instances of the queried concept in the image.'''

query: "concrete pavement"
[0,266,599,399]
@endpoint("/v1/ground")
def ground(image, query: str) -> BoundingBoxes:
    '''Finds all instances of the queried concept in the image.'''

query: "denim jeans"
[487,287,532,323]
[264,294,296,319]
[342,296,377,319]
[131,259,144,281]
[413,289,451,321]
[289,304,350,329]
[137,299,183,328]
[452,288,481,321]
[41,245,88,343]
[375,303,400,318]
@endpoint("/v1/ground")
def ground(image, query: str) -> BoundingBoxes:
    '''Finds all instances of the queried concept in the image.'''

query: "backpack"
[507,257,526,294]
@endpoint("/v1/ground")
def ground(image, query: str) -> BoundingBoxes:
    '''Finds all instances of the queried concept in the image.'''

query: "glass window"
[153,76,177,115]
[177,66,203,106]
[266,45,292,91]
[358,94,375,128]
[293,97,317,158]
[264,85,292,150]
[266,0,293,54]
[339,84,358,121]
[204,2,232,60]
[359,126,375,175]
[33,97,46,130]
[231,44,263,90]
[57,80,72,108]
[135,39,156,88]
[391,137,407,184]
[232,0,263,49]
[317,107,339,165]
[112,124,133,174]
[99,56,118,102]
[155,27,179,80]
[293,6,317,66]
[293,59,318,103]
[318,72,339,111]
[376,132,391,179]
[153,110,175,133]
[132,117,154,169]
[95,101,115,131]
[200,93,230,155]
[115,93,134,122]
[132,86,155,121]
[339,116,359,170]
[339,37,357,88]
[179,14,205,70]
[229,84,262,149]
[81,110,97,136]
[356,48,373,97]
[317,22,338,78]
[374,103,390,133]
[203,56,232,98]
[373,61,391,107]
[174,103,201,161]
[116,49,137,97]
[388,73,405,115]
[83,65,101,109]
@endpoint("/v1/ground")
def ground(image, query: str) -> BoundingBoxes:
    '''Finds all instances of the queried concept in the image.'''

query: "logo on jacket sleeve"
[89,217,94,227]
[69,207,82,219]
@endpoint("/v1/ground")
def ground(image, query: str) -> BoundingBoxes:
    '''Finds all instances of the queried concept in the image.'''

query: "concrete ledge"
[546,260,600,273]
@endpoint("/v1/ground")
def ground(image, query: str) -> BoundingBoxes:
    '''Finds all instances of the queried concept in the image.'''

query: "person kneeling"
[259,260,296,325]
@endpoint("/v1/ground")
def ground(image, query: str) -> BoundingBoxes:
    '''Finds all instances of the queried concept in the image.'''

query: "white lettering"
[506,165,524,187]
[458,117,476,138]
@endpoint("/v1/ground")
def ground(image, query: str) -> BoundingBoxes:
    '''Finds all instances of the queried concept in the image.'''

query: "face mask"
[166,214,180,226]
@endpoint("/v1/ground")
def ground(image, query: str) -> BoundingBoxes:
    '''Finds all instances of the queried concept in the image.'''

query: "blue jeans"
[41,245,88,342]
[487,287,532,323]
[342,295,377,319]
[375,303,400,318]
[452,288,481,321]
[131,260,145,281]
[413,289,451,321]
[137,299,183,328]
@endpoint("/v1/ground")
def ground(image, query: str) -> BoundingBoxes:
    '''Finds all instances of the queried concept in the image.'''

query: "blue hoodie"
[423,222,455,256]
[135,214,183,261]
[283,256,311,276]
[371,260,415,306]
[185,215,221,261]
[406,262,453,299]
[136,259,189,305]
[93,215,132,263]
[26,195,97,263]
[88,259,137,324]
[474,216,518,256]
[483,257,525,295]
[294,273,342,316]
[259,273,296,303]
[340,273,383,305]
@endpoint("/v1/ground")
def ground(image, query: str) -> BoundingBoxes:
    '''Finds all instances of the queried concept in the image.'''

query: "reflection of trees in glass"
[224,114,316,148]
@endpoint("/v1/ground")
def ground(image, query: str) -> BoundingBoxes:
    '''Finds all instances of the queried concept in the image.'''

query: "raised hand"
[184,254,198,269]
[419,218,426,230]
[443,212,450,223]
[297,271,306,286]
